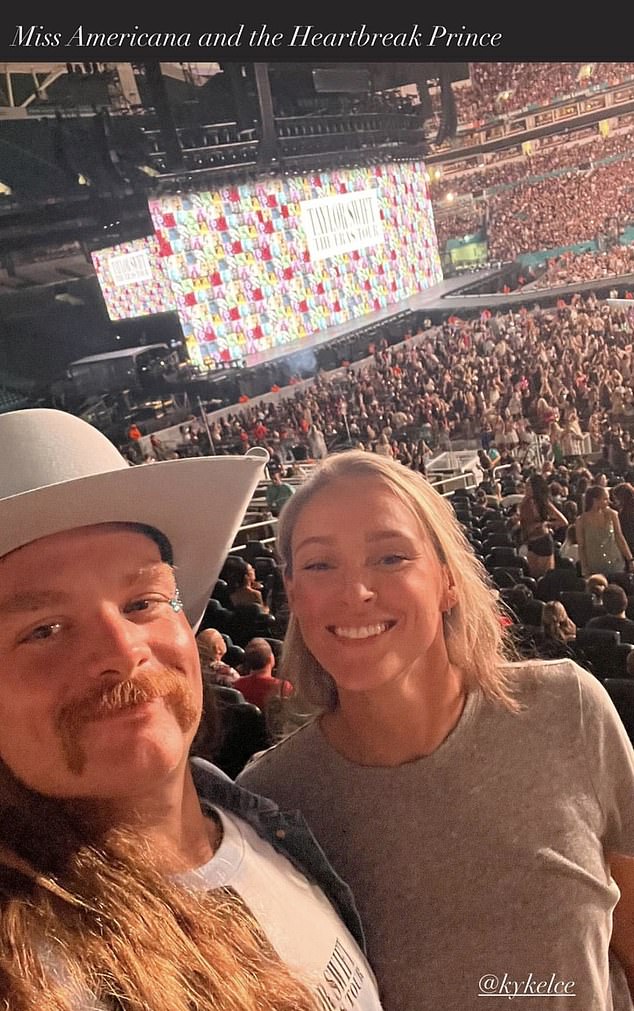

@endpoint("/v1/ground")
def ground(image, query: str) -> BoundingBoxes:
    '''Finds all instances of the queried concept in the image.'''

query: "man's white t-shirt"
[180,808,383,1011]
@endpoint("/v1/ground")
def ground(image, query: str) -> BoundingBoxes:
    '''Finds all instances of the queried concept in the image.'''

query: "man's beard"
[55,669,198,775]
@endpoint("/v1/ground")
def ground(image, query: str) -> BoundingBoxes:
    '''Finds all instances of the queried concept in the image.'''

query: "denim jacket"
[190,757,366,951]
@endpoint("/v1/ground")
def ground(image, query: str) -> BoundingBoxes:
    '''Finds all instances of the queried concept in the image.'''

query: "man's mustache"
[56,669,198,775]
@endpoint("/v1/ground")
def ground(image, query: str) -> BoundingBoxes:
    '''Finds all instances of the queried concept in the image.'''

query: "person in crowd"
[519,474,568,578]
[587,584,634,644]
[0,410,383,1011]
[541,600,577,656]
[587,573,609,605]
[374,433,394,458]
[560,521,580,565]
[229,562,270,613]
[150,432,173,462]
[265,470,295,517]
[239,450,634,1011]
[613,483,634,558]
[479,448,493,475]
[561,499,578,526]
[196,628,239,687]
[577,485,634,579]
[573,475,591,514]
[234,638,293,709]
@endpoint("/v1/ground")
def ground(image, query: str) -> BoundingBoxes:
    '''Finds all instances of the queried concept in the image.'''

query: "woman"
[561,408,585,460]
[239,451,634,1011]
[229,562,269,613]
[519,475,568,578]
[577,485,634,579]
[613,483,634,557]
[541,600,577,655]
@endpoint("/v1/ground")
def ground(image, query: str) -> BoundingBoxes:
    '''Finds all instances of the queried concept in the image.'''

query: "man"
[0,408,383,1011]
[196,627,239,686]
[587,583,634,644]
[234,638,293,709]
[265,470,295,517]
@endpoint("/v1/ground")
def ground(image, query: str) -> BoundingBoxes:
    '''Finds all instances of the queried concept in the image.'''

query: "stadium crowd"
[433,62,634,129]
[433,139,634,254]
[487,157,634,259]
[431,129,634,204]
[148,295,634,477]
[531,245,634,289]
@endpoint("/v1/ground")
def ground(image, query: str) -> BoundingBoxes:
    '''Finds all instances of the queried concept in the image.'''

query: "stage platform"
[238,267,503,370]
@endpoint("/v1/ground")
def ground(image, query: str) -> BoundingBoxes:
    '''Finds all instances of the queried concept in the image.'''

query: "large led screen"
[91,236,177,320]
[148,161,441,366]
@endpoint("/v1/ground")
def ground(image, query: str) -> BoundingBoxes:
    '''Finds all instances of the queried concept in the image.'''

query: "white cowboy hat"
[0,409,268,629]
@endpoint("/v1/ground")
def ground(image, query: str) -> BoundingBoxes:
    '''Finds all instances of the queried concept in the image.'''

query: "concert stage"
[237,266,503,371]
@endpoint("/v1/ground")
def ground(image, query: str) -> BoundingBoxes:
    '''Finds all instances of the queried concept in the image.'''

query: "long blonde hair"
[0,759,317,1011]
[277,451,517,712]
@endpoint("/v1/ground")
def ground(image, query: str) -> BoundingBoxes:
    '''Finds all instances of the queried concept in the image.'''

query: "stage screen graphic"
[91,236,177,320]
[148,161,441,366]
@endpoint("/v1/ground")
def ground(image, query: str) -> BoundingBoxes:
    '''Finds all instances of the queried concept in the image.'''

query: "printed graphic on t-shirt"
[316,937,368,1010]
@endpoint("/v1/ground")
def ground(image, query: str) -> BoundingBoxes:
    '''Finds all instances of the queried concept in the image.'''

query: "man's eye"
[125,597,172,614]
[22,622,63,643]
[303,561,333,571]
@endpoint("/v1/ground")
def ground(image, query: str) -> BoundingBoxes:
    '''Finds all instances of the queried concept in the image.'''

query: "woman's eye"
[379,554,407,566]
[303,561,333,571]
[22,622,63,643]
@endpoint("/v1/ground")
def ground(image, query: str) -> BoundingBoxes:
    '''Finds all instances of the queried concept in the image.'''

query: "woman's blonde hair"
[0,759,318,1011]
[277,451,517,712]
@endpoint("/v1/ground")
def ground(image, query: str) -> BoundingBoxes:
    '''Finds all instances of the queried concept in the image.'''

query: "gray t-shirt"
[238,660,634,1010]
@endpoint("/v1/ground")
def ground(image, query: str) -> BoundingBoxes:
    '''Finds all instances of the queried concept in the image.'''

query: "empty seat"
[212,579,232,608]
[491,567,527,589]
[204,699,269,778]
[515,598,545,627]
[575,627,621,651]
[232,604,277,646]
[244,540,275,564]
[607,572,634,596]
[486,547,526,571]
[554,554,577,571]
[482,519,508,535]
[200,601,235,635]
[613,642,634,679]
[572,628,621,678]
[224,644,245,669]
[559,591,596,629]
[210,685,245,705]
[535,569,586,602]
[254,556,278,580]
[483,533,514,552]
